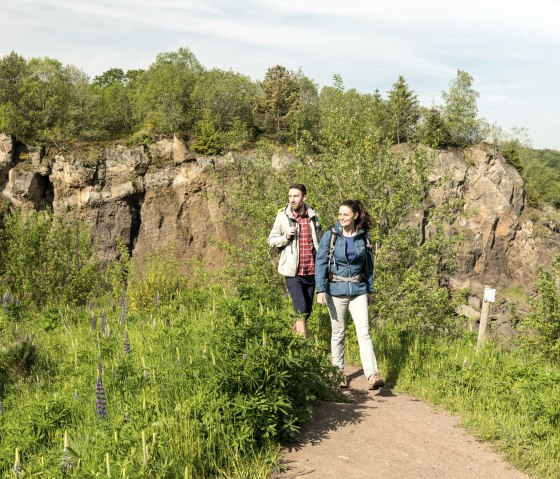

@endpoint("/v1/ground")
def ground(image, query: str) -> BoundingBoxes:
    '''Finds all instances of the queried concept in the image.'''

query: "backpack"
[326,228,373,281]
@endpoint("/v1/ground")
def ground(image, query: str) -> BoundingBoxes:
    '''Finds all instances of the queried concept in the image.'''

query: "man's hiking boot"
[340,376,349,389]
[368,374,385,391]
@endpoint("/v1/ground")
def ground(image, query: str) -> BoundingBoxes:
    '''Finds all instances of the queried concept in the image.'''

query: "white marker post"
[476,286,496,353]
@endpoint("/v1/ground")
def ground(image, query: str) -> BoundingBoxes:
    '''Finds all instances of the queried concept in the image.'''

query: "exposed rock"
[468,295,481,310]
[455,304,480,320]
[0,133,14,192]
[428,145,544,291]
[0,136,558,307]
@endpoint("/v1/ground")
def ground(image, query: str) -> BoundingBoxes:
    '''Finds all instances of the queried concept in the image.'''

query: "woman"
[315,200,384,390]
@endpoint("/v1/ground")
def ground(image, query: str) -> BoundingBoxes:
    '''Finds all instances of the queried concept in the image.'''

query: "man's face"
[288,188,306,212]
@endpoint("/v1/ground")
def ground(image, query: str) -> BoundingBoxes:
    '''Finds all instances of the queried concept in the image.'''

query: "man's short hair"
[289,183,307,196]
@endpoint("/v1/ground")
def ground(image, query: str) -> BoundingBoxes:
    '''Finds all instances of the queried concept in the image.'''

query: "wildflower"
[242,353,248,362]
[73,391,79,400]
[89,300,94,311]
[120,295,126,326]
[124,410,130,422]
[3,291,10,313]
[0,400,4,414]
[155,292,160,306]
[101,310,107,335]
[90,312,97,331]
[13,448,21,477]
[95,372,109,420]
[61,430,73,476]
[124,331,131,355]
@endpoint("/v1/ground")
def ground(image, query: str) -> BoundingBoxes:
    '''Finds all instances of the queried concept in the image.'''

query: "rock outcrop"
[1,135,559,332]
[0,135,231,269]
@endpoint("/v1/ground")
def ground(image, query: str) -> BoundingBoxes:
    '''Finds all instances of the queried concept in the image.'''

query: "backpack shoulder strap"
[327,228,338,278]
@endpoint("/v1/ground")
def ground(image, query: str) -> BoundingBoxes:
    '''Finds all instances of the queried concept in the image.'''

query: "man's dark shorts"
[286,275,315,319]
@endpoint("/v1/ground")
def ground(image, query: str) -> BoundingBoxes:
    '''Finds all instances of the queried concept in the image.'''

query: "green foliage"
[386,75,420,144]
[126,245,184,311]
[192,110,224,155]
[227,76,456,335]
[520,148,560,208]
[0,282,337,477]
[416,106,450,148]
[442,70,482,147]
[131,47,203,134]
[386,328,560,478]
[252,65,302,143]
[190,68,257,133]
[0,210,99,307]
[517,255,560,362]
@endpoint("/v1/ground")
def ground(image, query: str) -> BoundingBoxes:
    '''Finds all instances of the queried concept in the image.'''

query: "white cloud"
[1,0,559,148]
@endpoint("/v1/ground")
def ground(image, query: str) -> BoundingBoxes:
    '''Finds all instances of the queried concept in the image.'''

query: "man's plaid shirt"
[293,209,315,276]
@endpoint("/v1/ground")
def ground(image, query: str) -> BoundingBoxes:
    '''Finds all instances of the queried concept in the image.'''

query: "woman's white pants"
[326,293,378,378]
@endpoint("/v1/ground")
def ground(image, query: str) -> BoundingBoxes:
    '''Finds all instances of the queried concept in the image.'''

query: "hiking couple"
[268,184,384,390]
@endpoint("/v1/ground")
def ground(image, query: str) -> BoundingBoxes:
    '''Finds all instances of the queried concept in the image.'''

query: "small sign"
[484,287,496,303]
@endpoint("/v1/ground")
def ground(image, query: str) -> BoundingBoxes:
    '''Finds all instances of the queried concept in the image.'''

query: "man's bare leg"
[292,318,308,338]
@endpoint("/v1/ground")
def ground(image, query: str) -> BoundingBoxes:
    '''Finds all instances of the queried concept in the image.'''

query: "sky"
[1,0,559,149]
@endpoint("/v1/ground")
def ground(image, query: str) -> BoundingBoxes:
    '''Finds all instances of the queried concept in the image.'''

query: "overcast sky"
[1,0,559,149]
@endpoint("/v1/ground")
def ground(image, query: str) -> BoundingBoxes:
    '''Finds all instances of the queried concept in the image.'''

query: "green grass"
[369,323,560,479]
[0,288,339,478]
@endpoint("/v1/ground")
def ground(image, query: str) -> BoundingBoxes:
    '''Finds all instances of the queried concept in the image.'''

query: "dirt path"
[279,366,530,479]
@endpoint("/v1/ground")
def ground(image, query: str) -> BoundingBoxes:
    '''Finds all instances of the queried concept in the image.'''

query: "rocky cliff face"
[0,133,230,269]
[1,133,559,332]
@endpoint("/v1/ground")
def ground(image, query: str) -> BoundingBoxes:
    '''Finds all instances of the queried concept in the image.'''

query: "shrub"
[0,210,100,308]
[126,245,184,311]
[518,254,560,362]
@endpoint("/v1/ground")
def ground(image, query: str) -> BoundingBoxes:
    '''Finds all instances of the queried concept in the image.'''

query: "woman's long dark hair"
[340,199,372,232]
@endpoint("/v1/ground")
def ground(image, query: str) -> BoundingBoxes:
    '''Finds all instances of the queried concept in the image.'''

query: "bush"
[0,210,100,308]
[518,254,560,362]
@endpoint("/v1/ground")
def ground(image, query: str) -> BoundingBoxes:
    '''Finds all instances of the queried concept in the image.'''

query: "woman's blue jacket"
[314,221,374,296]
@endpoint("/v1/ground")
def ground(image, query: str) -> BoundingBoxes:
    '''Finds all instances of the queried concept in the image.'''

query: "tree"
[132,47,203,134]
[190,68,257,132]
[252,65,300,142]
[192,110,223,155]
[416,106,449,148]
[386,76,419,144]
[93,67,125,88]
[0,52,29,139]
[441,70,481,147]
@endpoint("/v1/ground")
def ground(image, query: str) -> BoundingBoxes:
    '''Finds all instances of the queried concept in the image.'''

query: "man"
[268,184,322,336]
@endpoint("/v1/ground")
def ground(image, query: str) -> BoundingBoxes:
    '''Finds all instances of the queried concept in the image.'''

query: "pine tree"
[386,76,420,144]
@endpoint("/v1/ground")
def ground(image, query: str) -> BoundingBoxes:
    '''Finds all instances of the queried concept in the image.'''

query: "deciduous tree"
[441,70,481,147]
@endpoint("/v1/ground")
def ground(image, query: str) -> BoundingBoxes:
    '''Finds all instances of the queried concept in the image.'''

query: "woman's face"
[338,205,358,229]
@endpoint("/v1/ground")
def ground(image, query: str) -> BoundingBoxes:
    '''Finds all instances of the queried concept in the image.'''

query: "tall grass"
[0,286,338,477]
[371,321,560,479]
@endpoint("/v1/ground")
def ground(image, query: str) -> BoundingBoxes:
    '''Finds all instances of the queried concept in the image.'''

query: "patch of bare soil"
[278,366,530,479]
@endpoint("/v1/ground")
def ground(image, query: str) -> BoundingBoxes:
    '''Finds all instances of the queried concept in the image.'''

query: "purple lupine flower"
[120,300,126,326]
[89,300,94,311]
[123,331,131,355]
[3,291,10,313]
[155,292,160,306]
[90,312,97,331]
[101,310,107,334]
[95,373,108,420]
[0,400,4,414]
